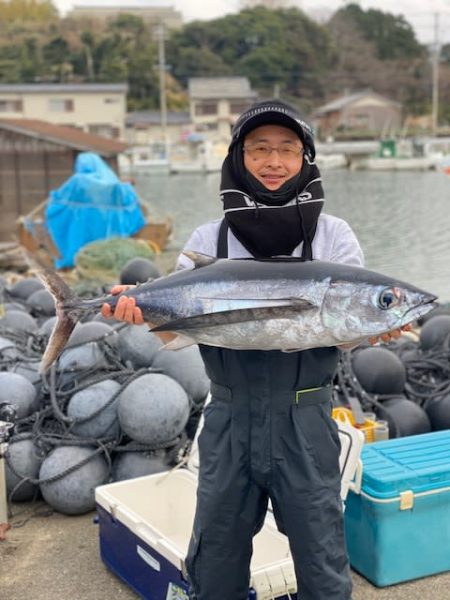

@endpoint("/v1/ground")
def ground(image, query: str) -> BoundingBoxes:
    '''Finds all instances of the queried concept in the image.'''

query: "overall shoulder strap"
[217,218,229,258]
[301,237,313,261]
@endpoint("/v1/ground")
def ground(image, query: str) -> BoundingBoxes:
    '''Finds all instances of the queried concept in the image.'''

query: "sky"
[52,1,450,45]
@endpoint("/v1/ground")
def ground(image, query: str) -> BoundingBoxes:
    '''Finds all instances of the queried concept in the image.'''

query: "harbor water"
[135,168,450,303]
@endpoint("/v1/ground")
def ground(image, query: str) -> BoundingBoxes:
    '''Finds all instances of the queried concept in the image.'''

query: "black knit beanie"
[230,99,316,159]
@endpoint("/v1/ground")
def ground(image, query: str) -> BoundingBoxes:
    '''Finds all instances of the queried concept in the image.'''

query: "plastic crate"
[332,407,377,443]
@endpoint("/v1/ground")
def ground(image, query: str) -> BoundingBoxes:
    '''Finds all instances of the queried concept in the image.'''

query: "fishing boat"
[118,144,170,175]
[168,138,226,174]
[350,138,443,171]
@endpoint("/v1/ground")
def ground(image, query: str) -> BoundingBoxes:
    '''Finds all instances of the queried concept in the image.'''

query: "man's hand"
[368,323,413,346]
[101,285,177,343]
[101,285,144,325]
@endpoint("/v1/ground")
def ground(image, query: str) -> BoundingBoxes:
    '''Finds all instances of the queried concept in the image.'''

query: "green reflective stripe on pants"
[295,385,330,404]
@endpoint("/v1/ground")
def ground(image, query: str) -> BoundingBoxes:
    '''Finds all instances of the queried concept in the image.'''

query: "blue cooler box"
[344,430,450,587]
[95,470,298,600]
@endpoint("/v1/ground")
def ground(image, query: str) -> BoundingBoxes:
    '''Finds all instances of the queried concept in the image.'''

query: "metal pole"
[155,23,169,159]
[0,420,14,539]
[431,12,440,135]
[0,453,8,524]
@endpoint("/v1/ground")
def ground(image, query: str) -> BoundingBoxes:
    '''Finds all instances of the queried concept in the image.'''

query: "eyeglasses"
[243,142,305,161]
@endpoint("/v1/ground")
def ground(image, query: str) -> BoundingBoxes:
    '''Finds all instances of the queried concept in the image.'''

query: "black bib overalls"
[185,222,353,600]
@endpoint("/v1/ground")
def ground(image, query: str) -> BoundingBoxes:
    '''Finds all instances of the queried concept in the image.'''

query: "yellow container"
[332,407,377,443]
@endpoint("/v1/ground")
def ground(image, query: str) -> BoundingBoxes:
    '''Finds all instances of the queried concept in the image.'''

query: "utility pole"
[431,12,440,135]
[154,22,169,158]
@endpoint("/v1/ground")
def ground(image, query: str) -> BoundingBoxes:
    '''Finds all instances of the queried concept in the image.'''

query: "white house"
[0,83,128,140]
[188,77,258,141]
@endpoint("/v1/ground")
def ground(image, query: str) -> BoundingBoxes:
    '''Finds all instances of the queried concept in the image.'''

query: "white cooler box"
[95,403,364,600]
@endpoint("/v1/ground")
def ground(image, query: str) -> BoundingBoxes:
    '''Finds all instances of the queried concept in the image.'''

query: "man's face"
[243,125,304,191]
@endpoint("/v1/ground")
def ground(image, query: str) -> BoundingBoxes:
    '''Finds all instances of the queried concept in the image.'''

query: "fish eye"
[377,287,400,310]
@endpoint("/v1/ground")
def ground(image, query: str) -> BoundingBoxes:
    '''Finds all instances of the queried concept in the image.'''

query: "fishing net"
[74,237,155,284]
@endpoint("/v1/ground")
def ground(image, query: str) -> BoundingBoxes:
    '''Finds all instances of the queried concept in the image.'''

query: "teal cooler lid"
[360,431,450,499]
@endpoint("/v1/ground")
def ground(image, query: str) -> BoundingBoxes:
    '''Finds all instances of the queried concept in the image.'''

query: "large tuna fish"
[37,252,437,372]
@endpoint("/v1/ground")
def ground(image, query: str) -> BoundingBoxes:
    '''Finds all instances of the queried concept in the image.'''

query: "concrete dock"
[1,500,449,600]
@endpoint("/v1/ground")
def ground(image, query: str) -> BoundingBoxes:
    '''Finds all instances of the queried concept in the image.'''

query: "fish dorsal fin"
[182,251,217,268]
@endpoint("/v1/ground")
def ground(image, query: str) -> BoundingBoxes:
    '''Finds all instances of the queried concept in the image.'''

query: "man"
[102,100,406,599]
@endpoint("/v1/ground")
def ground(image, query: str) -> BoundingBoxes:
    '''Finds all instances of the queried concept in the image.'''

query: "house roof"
[312,90,401,116]
[0,119,128,156]
[0,83,128,94]
[188,77,258,100]
[126,110,191,126]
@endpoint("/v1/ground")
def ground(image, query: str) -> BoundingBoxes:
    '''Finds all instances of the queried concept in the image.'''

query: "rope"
[2,317,196,514]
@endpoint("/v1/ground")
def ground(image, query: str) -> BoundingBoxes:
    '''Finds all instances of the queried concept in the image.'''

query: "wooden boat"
[17,200,172,268]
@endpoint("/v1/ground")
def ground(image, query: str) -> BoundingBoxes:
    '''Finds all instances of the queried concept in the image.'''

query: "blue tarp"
[45,152,146,268]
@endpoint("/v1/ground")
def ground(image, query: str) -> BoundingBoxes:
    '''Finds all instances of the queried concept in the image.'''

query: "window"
[195,103,217,116]
[230,102,251,114]
[48,99,74,112]
[88,124,117,138]
[0,100,23,112]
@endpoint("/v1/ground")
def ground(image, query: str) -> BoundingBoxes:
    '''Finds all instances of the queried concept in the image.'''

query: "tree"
[167,6,335,107]
[0,0,57,22]
[336,3,425,61]
[42,37,71,81]
[325,6,431,117]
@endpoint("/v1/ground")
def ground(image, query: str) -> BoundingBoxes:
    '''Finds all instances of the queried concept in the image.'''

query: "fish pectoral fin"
[182,251,217,268]
[159,334,196,351]
[150,305,307,333]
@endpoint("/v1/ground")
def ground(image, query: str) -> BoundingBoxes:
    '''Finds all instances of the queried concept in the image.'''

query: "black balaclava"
[220,99,324,259]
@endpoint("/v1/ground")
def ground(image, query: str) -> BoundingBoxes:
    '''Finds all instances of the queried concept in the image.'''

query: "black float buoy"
[58,342,106,372]
[418,304,450,326]
[0,310,38,332]
[352,347,406,395]
[9,278,44,301]
[120,257,160,285]
[38,316,58,336]
[118,373,190,445]
[26,289,56,316]
[420,315,450,351]
[112,448,169,482]
[118,324,162,368]
[151,345,210,403]
[0,335,18,360]
[39,446,109,515]
[0,372,38,418]
[67,379,121,439]
[376,396,432,438]
[4,302,27,312]
[11,361,42,387]
[5,435,43,501]
[424,395,450,431]
[67,321,118,349]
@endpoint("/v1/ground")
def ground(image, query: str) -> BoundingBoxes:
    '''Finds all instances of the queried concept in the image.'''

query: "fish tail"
[36,268,81,373]
[40,311,78,373]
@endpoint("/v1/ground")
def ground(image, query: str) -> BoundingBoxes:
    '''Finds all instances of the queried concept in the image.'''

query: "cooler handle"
[348,458,363,495]
[135,523,161,547]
